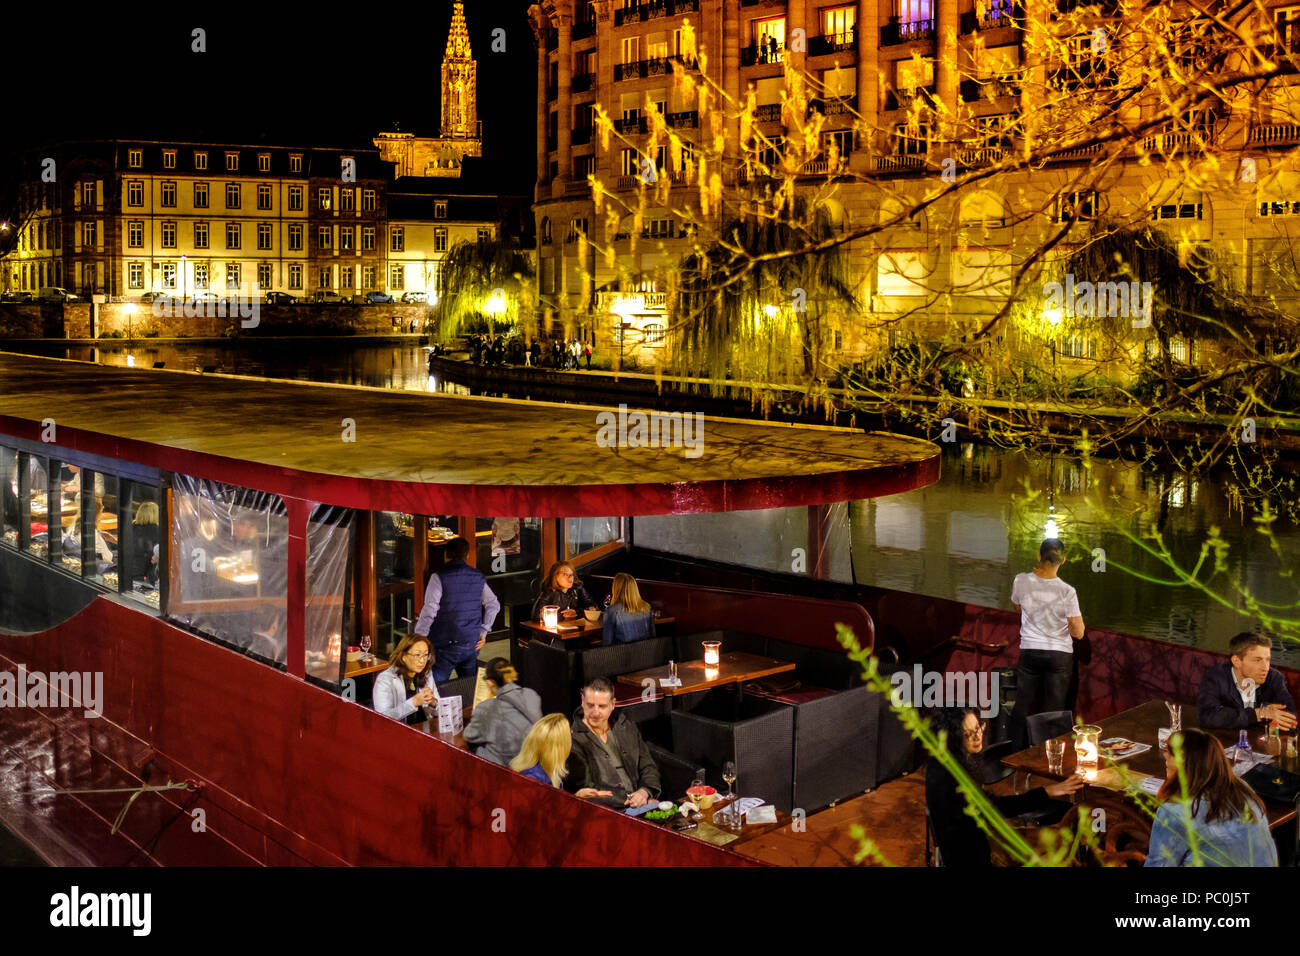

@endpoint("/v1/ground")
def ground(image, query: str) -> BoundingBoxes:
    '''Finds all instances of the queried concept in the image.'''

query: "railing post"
[286,496,310,679]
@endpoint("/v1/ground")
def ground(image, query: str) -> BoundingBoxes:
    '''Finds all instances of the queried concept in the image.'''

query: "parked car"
[190,291,220,304]
[363,291,394,304]
[265,292,298,305]
[1,291,34,303]
[313,291,344,304]
[38,287,79,303]
[140,292,162,304]
[400,291,428,304]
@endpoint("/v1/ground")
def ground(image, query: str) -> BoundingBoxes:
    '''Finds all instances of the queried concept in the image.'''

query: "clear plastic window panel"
[565,517,622,559]
[122,480,162,609]
[25,453,48,561]
[82,472,120,590]
[56,461,82,576]
[2,446,17,548]
[168,474,289,666]
[306,505,354,684]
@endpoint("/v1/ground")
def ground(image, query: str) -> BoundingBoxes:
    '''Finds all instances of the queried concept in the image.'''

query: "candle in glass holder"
[1073,723,1101,780]
[541,605,559,629]
[702,641,721,666]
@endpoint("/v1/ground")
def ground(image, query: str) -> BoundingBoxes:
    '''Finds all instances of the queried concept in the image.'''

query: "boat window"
[0,446,16,548]
[306,504,355,685]
[565,516,623,561]
[25,453,49,562]
[81,471,120,590]
[121,481,161,610]
[169,474,289,667]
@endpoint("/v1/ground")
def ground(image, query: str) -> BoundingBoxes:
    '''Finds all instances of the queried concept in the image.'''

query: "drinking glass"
[1045,739,1065,774]
[722,760,738,827]
[360,634,372,663]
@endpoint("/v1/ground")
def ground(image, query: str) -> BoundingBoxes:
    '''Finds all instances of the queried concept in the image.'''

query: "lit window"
[225,152,239,171]
[162,149,177,169]
[258,153,271,172]
[194,151,208,170]
[289,154,303,173]
[194,222,209,248]
[127,149,143,168]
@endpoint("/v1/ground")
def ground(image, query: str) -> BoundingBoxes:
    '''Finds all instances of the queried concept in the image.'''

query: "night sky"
[1,1,539,189]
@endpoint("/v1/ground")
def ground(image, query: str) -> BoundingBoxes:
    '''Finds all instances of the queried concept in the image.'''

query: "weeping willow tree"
[433,237,535,341]
[675,198,854,397]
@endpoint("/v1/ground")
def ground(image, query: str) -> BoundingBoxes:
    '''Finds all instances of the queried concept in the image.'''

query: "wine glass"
[360,634,372,663]
[722,760,738,827]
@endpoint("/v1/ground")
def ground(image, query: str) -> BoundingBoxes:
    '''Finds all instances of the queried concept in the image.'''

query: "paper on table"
[745,805,778,824]
[659,677,682,688]
[1137,775,1164,795]
[1226,747,1274,776]
[436,695,463,735]
[732,797,765,815]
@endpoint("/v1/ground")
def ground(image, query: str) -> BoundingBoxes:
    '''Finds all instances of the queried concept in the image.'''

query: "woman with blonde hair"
[373,634,439,726]
[532,561,597,621]
[510,713,572,787]
[602,572,655,645]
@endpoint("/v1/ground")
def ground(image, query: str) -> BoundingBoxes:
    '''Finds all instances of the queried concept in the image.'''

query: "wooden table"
[1003,700,1299,829]
[617,652,795,698]
[344,656,392,679]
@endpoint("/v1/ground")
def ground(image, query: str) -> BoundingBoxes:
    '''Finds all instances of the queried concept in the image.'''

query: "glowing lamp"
[542,605,559,629]
[1044,308,1063,326]
[703,641,721,666]
[1074,723,1101,780]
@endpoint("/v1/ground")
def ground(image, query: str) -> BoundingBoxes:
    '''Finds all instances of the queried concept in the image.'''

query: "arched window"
[540,217,552,244]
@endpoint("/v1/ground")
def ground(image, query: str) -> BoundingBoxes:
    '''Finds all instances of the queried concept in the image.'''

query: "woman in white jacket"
[374,634,439,726]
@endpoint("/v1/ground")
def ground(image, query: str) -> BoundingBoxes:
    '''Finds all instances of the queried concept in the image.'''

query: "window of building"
[226,223,241,249]
[194,182,209,208]
[226,263,241,289]
[162,149,177,169]
[162,221,177,248]
[826,129,855,161]
[821,4,856,43]
[226,183,241,209]
[643,323,666,344]
[288,263,303,289]
[751,17,786,62]
[258,153,271,172]
[128,149,143,168]
[435,201,448,219]
[319,267,333,289]
[893,123,929,154]
[289,154,303,173]
[81,181,96,207]
[258,263,273,289]
[225,151,239,171]
[83,222,95,247]
[576,155,598,179]
[194,151,208,171]
[478,227,492,242]
[194,263,209,288]
[897,0,933,29]
[194,221,209,248]
[340,265,353,288]
[318,226,332,250]
[257,223,273,250]
[435,228,448,252]
[622,148,640,177]
[318,188,332,211]
[622,36,640,65]
[646,219,673,238]
[391,227,405,252]
[340,226,353,251]
[390,265,404,291]
[128,262,144,288]
[1060,335,1099,359]
[1152,199,1203,220]
[161,262,177,288]
[362,265,376,289]
[362,227,375,250]
[128,221,143,248]
[1057,189,1099,222]
[288,224,303,250]
[568,217,589,241]
[257,184,273,210]
[161,182,177,207]
[288,186,303,211]
[339,189,355,212]
[127,181,143,206]
[362,189,376,211]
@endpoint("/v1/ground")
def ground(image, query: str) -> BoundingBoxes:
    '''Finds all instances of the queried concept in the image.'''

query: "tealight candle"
[541,605,559,629]
[702,641,721,666]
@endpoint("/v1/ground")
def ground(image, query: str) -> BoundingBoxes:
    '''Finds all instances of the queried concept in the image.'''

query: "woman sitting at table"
[602,573,655,646]
[1145,729,1278,867]
[510,713,572,787]
[926,707,1084,868]
[532,561,597,621]
[463,658,543,766]
[126,501,160,586]
[373,634,439,726]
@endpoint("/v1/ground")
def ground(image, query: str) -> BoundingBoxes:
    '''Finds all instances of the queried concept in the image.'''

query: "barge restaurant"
[0,351,940,866]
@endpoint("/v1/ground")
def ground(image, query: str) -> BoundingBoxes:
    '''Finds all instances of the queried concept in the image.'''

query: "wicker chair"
[669,696,795,813]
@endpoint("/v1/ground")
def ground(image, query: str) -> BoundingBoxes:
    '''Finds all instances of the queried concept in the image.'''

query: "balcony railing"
[811,95,858,117]
[809,32,857,57]
[754,103,782,122]
[742,44,786,66]
[1142,126,1213,153]
[885,86,936,111]
[1248,122,1300,146]
[876,154,926,171]
[962,73,1022,101]
[669,170,690,185]
[572,72,595,94]
[617,175,642,190]
[882,18,935,45]
[961,4,1018,32]
[614,0,698,26]
[615,115,649,134]
[667,109,699,128]
[1047,144,1102,162]
[614,57,673,81]
[959,146,1004,166]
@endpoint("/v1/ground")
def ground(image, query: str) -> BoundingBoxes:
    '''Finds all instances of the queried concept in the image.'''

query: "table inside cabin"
[520,615,676,643]
[1003,700,1300,829]
[617,652,795,698]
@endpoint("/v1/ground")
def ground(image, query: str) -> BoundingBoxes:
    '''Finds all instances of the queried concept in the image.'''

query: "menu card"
[436,695,464,735]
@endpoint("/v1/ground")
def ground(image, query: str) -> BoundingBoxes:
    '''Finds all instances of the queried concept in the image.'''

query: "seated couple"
[533,565,656,645]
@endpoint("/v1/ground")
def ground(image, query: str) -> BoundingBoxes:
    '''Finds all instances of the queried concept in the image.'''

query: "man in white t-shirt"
[1011,538,1086,747]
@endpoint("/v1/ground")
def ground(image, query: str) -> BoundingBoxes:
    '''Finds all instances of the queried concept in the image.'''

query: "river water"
[18,341,1300,666]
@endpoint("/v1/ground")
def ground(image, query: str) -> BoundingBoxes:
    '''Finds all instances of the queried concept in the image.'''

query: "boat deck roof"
[0,352,939,515]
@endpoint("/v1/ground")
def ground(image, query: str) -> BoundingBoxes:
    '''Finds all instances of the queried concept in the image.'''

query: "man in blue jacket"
[414,537,501,682]
[1197,631,1296,730]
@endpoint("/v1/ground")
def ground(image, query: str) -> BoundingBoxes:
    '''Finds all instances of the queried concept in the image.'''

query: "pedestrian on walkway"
[583,342,593,370]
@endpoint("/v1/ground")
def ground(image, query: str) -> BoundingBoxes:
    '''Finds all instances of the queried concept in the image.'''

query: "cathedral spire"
[441,1,478,140]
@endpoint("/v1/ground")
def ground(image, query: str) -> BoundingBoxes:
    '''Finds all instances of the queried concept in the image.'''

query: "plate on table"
[1100,737,1151,760]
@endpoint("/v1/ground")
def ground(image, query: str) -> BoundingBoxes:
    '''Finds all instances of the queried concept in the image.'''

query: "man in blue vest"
[414,537,501,682]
